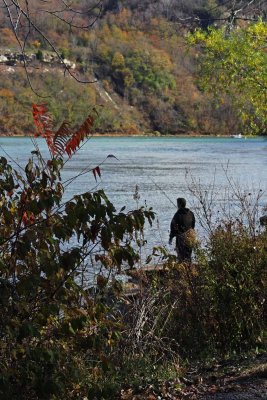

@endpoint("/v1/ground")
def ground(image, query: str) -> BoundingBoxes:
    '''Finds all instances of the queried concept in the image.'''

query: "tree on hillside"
[189,19,267,134]
[167,0,267,30]
[101,0,267,29]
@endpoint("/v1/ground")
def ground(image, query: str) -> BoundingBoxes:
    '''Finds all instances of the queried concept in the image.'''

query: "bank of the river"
[0,132,261,138]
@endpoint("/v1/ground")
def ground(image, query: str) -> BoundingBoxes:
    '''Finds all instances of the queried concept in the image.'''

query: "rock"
[0,55,8,63]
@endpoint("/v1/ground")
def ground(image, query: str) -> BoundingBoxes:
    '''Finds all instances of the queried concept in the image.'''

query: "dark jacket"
[169,207,195,242]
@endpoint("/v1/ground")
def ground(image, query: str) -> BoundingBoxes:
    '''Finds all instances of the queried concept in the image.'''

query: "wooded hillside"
[0,0,266,135]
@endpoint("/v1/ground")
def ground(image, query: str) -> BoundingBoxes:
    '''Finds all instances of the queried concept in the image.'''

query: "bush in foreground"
[0,108,154,399]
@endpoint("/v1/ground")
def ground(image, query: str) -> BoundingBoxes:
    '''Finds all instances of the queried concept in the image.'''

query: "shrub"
[0,108,154,399]
[202,220,266,352]
[117,184,267,362]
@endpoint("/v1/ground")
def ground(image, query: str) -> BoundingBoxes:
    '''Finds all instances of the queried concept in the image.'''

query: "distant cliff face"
[0,51,76,69]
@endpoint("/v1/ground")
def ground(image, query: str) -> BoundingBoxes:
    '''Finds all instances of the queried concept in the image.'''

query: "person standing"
[169,198,195,263]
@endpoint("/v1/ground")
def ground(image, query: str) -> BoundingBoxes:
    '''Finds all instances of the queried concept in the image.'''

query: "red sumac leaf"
[92,168,97,182]
[21,211,28,226]
[32,105,95,158]
[95,166,101,178]
[92,166,101,181]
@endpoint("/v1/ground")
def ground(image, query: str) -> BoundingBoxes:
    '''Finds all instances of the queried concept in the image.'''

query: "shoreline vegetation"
[0,132,259,138]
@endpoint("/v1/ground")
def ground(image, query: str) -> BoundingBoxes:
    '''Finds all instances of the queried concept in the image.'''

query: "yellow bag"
[184,229,197,247]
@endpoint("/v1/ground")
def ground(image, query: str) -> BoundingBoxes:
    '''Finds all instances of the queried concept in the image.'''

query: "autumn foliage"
[0,2,258,136]
[32,103,94,157]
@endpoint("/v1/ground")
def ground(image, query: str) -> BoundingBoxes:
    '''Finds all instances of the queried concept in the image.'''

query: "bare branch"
[172,0,267,29]
[0,0,101,94]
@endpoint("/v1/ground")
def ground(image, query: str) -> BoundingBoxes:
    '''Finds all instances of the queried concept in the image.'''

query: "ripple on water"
[1,136,266,252]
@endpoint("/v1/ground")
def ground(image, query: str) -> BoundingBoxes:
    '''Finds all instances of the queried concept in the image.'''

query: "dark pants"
[176,234,193,263]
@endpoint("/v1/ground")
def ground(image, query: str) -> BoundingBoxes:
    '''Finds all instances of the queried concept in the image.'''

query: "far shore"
[0,132,258,138]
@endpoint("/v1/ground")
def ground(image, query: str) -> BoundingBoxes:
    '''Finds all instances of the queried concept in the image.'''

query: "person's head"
[177,197,186,209]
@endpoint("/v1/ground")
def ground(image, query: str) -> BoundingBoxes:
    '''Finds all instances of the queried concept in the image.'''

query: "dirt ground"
[120,353,267,400]
[200,354,267,400]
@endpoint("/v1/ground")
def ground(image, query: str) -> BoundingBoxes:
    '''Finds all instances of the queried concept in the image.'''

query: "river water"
[0,136,266,255]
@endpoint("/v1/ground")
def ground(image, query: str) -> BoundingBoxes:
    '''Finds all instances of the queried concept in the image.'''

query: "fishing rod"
[146,173,177,208]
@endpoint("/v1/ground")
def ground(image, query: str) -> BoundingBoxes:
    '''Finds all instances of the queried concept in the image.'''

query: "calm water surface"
[1,136,266,252]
